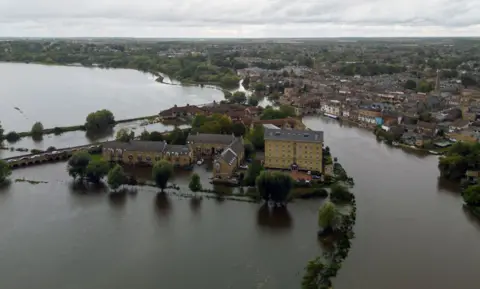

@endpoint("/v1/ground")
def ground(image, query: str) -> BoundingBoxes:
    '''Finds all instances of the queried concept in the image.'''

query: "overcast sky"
[0,0,479,37]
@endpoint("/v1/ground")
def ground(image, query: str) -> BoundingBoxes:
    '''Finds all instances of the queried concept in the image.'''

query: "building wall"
[295,142,323,172]
[213,159,236,179]
[188,143,231,160]
[264,139,323,172]
[103,149,192,166]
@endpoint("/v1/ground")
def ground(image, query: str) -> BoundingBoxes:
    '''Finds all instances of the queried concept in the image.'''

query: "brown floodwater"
[0,115,479,289]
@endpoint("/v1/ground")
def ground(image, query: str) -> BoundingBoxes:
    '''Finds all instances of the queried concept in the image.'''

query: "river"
[0,63,224,158]
[0,116,479,289]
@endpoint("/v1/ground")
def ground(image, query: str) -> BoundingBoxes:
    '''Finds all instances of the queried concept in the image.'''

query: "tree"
[318,201,340,231]
[248,97,259,107]
[31,122,44,137]
[86,159,110,184]
[417,80,434,93]
[461,75,477,88]
[167,128,188,145]
[223,90,232,99]
[230,91,247,104]
[260,105,296,120]
[139,129,150,141]
[0,121,4,141]
[404,79,417,90]
[248,124,265,150]
[463,185,480,207]
[0,160,11,184]
[256,171,294,205]
[67,151,91,181]
[244,141,255,159]
[254,82,267,92]
[189,173,202,192]
[149,131,164,141]
[107,164,126,192]
[244,160,264,186]
[152,160,174,192]
[5,131,20,142]
[330,183,353,203]
[85,109,115,133]
[116,128,135,142]
[232,122,246,137]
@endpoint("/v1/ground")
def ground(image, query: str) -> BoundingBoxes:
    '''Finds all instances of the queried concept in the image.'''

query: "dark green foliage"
[255,171,293,204]
[116,128,135,142]
[248,97,259,107]
[31,122,44,137]
[5,131,20,142]
[67,151,91,180]
[189,173,202,192]
[318,201,340,229]
[438,142,480,181]
[463,185,480,206]
[244,141,255,159]
[232,123,246,137]
[247,125,264,151]
[330,183,353,203]
[461,74,477,88]
[244,160,264,186]
[260,105,296,120]
[107,164,126,191]
[404,79,417,90]
[86,159,110,184]
[85,109,115,133]
[230,91,247,104]
[0,121,3,141]
[254,82,267,92]
[152,160,174,192]
[0,160,11,184]
[166,128,189,145]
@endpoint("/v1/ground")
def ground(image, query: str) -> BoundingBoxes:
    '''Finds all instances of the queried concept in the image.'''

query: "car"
[239,164,248,169]
[312,175,321,179]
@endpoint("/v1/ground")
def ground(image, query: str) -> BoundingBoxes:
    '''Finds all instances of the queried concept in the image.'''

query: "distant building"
[264,128,324,173]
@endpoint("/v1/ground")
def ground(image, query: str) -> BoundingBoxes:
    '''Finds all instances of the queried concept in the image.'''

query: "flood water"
[302,116,480,289]
[0,62,223,157]
[1,107,480,287]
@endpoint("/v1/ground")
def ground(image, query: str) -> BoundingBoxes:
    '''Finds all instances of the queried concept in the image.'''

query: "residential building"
[251,117,306,130]
[264,128,324,173]
[186,133,240,160]
[159,104,203,119]
[102,141,193,168]
[213,137,245,179]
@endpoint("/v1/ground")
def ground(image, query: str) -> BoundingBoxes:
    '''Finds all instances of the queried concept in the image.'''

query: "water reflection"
[68,181,108,195]
[108,191,127,209]
[155,193,172,217]
[189,196,203,213]
[437,177,461,194]
[256,204,293,231]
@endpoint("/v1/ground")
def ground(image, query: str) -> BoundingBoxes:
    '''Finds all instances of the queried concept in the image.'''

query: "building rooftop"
[262,124,280,130]
[103,140,168,152]
[187,133,237,145]
[264,128,324,143]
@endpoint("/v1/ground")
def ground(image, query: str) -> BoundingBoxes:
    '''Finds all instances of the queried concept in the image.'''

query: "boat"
[324,113,339,119]
[428,150,440,155]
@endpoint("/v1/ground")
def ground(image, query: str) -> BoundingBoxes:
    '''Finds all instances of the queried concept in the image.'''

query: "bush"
[46,146,56,152]
[30,149,44,154]
[31,122,44,136]
[5,131,20,142]
[330,183,353,203]
[53,127,64,135]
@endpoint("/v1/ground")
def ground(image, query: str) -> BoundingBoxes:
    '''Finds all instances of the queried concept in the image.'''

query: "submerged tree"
[86,159,110,184]
[31,122,44,137]
[188,173,202,192]
[67,151,91,181]
[318,201,340,232]
[256,171,293,205]
[107,164,126,192]
[0,160,11,184]
[152,160,174,192]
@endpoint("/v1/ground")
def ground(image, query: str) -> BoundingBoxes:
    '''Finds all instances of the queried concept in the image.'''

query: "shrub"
[5,131,20,142]
[330,183,353,203]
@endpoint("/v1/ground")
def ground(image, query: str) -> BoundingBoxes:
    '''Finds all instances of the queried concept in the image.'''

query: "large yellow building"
[264,128,324,173]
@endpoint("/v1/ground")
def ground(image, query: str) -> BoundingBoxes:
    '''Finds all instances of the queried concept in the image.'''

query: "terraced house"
[264,128,324,173]
[102,140,193,169]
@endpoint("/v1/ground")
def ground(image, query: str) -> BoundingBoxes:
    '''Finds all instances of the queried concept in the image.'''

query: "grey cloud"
[0,0,479,37]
